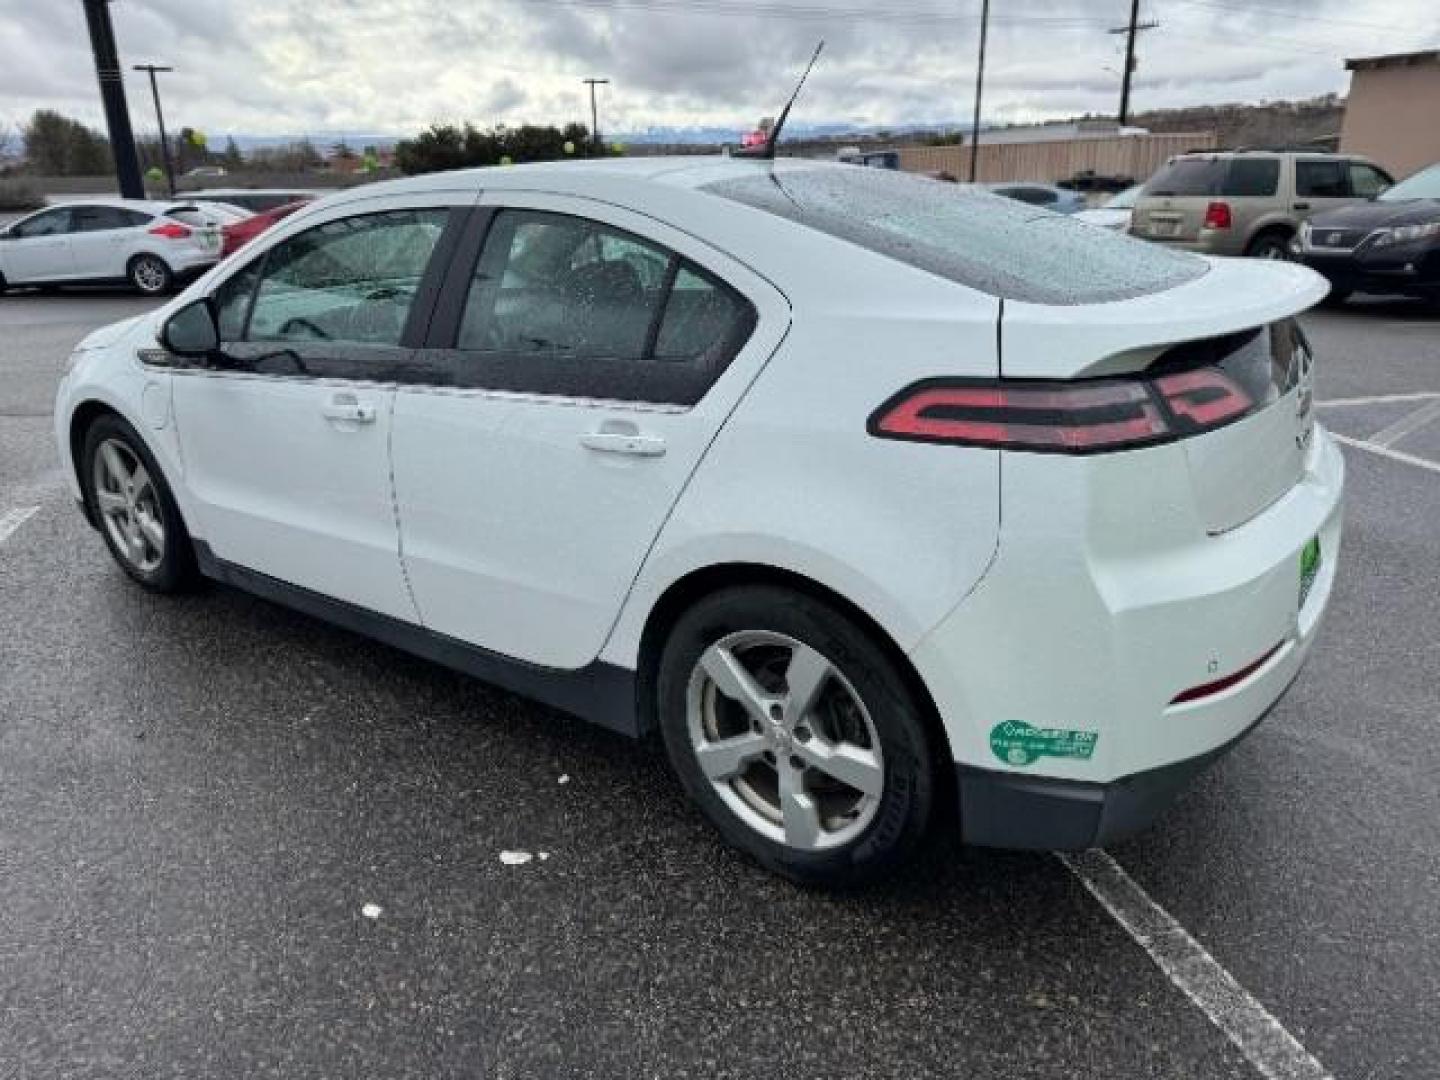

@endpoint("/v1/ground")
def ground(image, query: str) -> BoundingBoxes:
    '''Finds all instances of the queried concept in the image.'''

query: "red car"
[220,199,313,257]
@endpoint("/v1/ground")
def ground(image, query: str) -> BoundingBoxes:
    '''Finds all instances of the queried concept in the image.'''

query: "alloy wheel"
[93,438,166,573]
[686,630,884,851]
[132,257,168,294]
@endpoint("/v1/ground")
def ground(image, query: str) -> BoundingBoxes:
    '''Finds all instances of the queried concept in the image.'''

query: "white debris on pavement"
[361,903,382,919]
[499,851,533,866]
[558,774,570,785]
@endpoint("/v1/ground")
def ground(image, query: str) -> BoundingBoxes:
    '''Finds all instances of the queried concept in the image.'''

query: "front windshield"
[1378,162,1440,202]
[1106,184,1143,210]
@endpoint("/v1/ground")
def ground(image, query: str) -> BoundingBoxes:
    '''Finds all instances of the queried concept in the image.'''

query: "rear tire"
[1245,231,1295,261]
[127,254,173,296]
[657,585,938,887]
[81,413,199,593]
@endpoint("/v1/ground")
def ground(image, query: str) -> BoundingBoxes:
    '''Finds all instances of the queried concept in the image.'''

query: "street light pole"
[82,0,143,198]
[968,0,990,183]
[583,77,610,153]
[133,63,175,196]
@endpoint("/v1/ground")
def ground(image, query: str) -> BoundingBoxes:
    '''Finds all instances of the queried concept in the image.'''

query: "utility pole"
[1109,0,1159,126]
[583,78,610,153]
[133,64,175,196]
[82,0,143,198]
[968,0,990,182]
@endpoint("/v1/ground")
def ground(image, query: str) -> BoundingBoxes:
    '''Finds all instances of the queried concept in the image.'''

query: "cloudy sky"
[1,0,1437,140]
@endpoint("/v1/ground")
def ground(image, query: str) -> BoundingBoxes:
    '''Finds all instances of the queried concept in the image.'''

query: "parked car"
[1297,160,1440,305]
[0,198,222,296]
[187,201,253,226]
[54,160,1342,885]
[983,182,1087,214]
[187,188,321,213]
[220,198,313,257]
[183,166,228,180]
[1073,183,1143,231]
[1131,150,1393,259]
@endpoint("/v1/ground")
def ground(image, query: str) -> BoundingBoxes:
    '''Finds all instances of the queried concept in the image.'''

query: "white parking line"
[1367,399,1440,449]
[1060,849,1333,1080]
[1317,391,1440,409]
[0,506,40,546]
[1330,432,1440,476]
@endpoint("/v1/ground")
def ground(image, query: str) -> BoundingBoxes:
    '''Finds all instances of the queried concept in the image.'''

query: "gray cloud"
[0,0,1434,139]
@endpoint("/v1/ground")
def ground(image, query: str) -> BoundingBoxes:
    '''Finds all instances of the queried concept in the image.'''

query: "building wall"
[899,132,1215,185]
[1340,61,1440,180]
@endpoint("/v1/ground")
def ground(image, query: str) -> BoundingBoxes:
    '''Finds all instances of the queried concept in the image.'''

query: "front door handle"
[322,392,376,426]
[1293,202,1311,211]
[580,423,666,457]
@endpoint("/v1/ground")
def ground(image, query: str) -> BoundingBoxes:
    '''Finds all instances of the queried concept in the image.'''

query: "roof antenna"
[736,40,825,160]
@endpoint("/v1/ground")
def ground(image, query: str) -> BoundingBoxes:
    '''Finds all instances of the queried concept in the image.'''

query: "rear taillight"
[148,221,192,239]
[870,369,1255,455]
[1203,201,1232,230]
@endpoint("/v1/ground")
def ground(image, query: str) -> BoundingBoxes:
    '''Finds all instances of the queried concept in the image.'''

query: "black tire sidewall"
[81,414,196,592]
[128,254,172,296]
[1247,233,1293,260]
[657,585,937,887]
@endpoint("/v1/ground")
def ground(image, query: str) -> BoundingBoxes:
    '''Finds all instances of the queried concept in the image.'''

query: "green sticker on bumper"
[989,721,1099,768]
[1300,536,1321,608]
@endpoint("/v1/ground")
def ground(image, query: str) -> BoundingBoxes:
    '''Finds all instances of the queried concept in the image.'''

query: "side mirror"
[160,298,220,359]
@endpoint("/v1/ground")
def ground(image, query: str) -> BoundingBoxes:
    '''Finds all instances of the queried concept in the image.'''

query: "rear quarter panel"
[599,259,1003,668]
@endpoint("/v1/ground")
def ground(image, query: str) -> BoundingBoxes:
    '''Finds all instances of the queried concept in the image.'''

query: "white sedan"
[1,198,223,296]
[53,159,1343,885]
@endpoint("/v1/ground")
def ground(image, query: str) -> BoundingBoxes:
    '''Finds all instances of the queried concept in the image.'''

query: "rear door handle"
[322,392,376,425]
[580,427,666,457]
[1293,202,1310,210]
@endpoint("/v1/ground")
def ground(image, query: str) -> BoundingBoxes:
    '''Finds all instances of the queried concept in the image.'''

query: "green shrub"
[0,179,43,211]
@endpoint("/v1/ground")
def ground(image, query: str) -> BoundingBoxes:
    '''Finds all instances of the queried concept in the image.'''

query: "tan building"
[1340,50,1440,180]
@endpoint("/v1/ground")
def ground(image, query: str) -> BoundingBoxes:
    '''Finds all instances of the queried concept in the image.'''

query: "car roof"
[39,197,186,214]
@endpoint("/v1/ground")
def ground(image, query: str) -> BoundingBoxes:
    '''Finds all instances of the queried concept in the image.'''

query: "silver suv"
[1130,151,1394,259]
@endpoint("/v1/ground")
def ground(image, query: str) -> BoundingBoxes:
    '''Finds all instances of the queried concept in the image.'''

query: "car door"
[168,192,470,621]
[2,207,77,282]
[68,205,145,279]
[389,195,790,670]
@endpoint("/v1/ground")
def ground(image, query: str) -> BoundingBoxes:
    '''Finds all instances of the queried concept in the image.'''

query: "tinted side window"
[654,265,750,366]
[13,208,73,238]
[459,210,666,361]
[247,209,447,346]
[1224,159,1279,197]
[1348,164,1389,198]
[1296,161,1348,198]
[452,209,755,405]
[213,259,263,341]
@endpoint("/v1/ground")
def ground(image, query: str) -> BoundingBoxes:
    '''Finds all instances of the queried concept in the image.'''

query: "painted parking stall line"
[1330,432,1440,477]
[1060,850,1334,1080]
[0,506,40,546]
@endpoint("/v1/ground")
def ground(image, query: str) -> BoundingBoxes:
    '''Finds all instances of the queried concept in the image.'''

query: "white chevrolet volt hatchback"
[54,159,1343,886]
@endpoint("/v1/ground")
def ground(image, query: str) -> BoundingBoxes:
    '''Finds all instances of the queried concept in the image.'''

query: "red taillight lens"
[1169,643,1282,705]
[148,221,192,239]
[871,370,1256,455]
[1203,201,1232,230]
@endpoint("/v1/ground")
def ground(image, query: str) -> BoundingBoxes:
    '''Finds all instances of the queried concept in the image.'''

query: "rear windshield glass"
[704,167,1206,305]
[1144,159,1228,197]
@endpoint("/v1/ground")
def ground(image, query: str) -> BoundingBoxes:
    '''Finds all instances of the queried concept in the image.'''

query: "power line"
[1167,0,1414,35]
[517,0,1108,27]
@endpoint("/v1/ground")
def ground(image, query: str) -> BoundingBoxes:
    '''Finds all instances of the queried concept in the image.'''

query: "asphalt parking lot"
[2,288,1437,1079]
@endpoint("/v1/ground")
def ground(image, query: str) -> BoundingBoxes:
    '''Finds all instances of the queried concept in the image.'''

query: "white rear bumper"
[911,423,1344,784]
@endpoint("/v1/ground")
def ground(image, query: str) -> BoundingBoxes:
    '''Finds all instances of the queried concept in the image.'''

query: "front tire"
[81,413,198,593]
[127,253,173,296]
[657,585,938,887]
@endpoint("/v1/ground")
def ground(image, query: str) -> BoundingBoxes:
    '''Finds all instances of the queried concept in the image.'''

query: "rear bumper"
[955,672,1292,849]
[912,423,1344,847]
